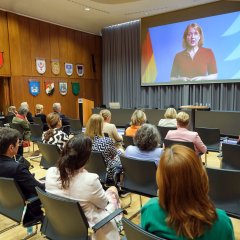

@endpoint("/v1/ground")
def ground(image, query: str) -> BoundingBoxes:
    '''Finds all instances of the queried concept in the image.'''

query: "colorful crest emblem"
[51,60,60,75]
[65,63,73,76]
[71,82,80,96]
[29,81,40,96]
[59,82,67,96]
[45,82,54,96]
[36,58,46,74]
[0,52,3,68]
[76,64,84,77]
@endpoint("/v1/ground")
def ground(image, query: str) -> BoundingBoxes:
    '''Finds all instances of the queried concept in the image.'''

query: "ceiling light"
[84,7,90,11]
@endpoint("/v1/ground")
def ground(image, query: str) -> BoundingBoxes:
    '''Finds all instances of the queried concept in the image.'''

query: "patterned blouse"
[42,128,69,151]
[92,136,122,182]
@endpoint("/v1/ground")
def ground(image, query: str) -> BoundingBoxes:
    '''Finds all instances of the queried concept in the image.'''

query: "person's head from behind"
[134,124,160,151]
[53,103,61,113]
[0,128,20,157]
[57,135,92,189]
[21,102,29,110]
[183,23,204,49]
[130,110,146,126]
[36,104,44,114]
[164,108,177,119]
[157,145,216,238]
[176,111,189,128]
[18,106,29,117]
[46,112,61,129]
[8,106,17,114]
[100,109,111,123]
[85,114,103,139]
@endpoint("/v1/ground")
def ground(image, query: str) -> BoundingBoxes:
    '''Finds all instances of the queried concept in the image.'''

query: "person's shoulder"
[216,208,231,222]
[142,197,161,212]
[200,47,214,54]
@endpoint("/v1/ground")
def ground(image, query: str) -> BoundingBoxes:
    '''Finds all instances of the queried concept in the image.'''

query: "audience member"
[158,108,177,127]
[7,105,18,116]
[165,111,207,154]
[35,104,48,131]
[45,135,122,240]
[53,102,70,135]
[141,145,234,239]
[42,112,69,151]
[21,102,34,123]
[12,106,31,141]
[125,124,163,165]
[0,128,44,227]
[125,109,147,137]
[100,109,123,149]
[85,114,122,183]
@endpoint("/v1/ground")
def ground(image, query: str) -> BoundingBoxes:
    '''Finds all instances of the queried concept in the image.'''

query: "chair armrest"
[92,208,127,232]
[26,196,39,204]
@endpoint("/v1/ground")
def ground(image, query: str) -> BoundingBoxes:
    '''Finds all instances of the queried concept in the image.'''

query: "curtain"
[102,20,240,111]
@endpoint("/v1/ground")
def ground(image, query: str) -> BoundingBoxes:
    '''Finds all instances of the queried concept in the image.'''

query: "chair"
[122,217,166,240]
[69,118,82,135]
[157,126,176,145]
[221,143,240,170]
[29,124,43,152]
[120,156,158,219]
[10,122,25,140]
[37,142,60,169]
[163,139,195,151]
[36,187,125,240]
[122,135,134,148]
[32,117,44,130]
[4,115,14,124]
[0,177,38,238]
[195,127,220,152]
[206,167,240,219]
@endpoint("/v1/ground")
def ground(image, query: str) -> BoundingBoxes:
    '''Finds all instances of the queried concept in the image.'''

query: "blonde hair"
[36,104,43,114]
[100,109,111,121]
[130,110,146,126]
[164,108,177,119]
[176,112,189,127]
[157,145,217,238]
[8,106,16,113]
[46,112,60,129]
[85,114,103,139]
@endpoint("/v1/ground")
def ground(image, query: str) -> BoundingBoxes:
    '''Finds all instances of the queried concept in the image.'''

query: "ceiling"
[0,0,219,35]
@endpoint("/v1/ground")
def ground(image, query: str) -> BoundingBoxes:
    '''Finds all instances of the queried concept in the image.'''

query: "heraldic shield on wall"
[45,82,54,96]
[59,82,67,96]
[51,60,60,75]
[65,63,73,76]
[76,64,84,77]
[29,81,40,96]
[36,58,46,74]
[72,82,80,96]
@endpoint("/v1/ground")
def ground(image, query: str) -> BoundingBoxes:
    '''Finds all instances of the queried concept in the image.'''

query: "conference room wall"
[0,11,102,118]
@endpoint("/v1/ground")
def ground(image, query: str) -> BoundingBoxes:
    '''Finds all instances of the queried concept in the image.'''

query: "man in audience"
[53,102,70,135]
[0,128,44,227]
[21,102,34,123]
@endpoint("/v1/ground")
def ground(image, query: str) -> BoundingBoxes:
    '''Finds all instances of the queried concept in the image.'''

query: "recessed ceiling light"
[84,7,90,11]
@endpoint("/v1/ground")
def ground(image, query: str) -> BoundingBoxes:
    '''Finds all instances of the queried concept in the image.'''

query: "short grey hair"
[20,102,29,109]
[18,106,29,115]
[53,103,61,112]
[134,124,160,151]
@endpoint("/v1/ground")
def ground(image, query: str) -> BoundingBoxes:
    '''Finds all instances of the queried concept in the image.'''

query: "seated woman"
[85,114,122,183]
[7,105,18,116]
[165,111,207,155]
[158,107,177,127]
[42,112,69,151]
[125,124,163,165]
[141,145,235,240]
[125,109,147,137]
[100,109,123,149]
[45,135,122,240]
[35,104,48,131]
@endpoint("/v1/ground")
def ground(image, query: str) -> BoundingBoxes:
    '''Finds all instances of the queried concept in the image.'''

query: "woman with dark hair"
[42,112,69,151]
[125,124,163,165]
[141,145,234,239]
[45,135,122,240]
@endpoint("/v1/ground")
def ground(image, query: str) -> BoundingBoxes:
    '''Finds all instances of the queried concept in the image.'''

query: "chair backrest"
[5,115,14,124]
[10,123,25,139]
[37,142,60,169]
[157,126,177,144]
[122,135,134,148]
[85,151,107,184]
[69,118,82,135]
[222,143,240,170]
[195,127,220,151]
[206,167,240,218]
[29,123,43,142]
[0,177,25,223]
[122,217,166,240]
[32,116,44,129]
[120,156,157,197]
[36,187,89,240]
[163,139,195,151]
